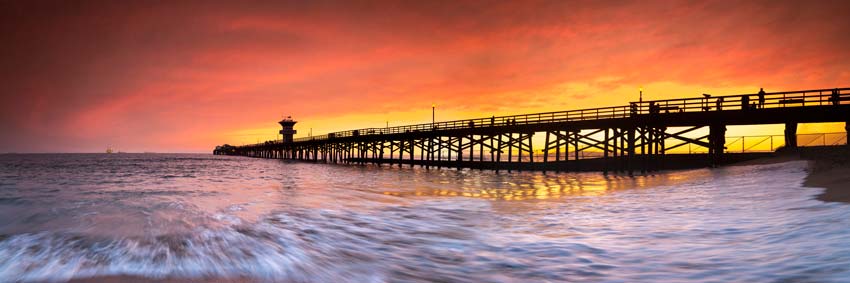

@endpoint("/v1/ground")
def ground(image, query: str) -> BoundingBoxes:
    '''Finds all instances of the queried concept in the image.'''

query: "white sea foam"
[1,154,849,282]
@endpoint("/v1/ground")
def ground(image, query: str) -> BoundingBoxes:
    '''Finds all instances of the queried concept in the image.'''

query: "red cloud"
[1,0,848,152]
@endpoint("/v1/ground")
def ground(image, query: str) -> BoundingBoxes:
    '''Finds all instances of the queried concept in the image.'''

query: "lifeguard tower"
[279,116,297,143]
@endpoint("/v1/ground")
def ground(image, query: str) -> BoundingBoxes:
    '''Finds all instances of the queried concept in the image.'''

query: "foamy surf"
[1,154,850,282]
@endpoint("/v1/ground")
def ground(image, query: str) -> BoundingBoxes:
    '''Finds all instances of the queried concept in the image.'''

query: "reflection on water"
[380,169,716,200]
[0,154,849,282]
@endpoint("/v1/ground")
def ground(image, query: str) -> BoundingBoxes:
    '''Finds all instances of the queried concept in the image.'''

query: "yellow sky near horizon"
[225,81,847,147]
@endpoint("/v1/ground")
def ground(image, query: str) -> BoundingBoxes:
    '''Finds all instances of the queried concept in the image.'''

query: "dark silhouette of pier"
[216,88,850,173]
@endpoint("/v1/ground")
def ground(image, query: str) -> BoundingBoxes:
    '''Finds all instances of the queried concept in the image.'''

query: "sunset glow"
[1,1,848,152]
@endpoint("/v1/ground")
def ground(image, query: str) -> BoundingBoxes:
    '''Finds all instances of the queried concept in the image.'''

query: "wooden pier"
[216,88,850,173]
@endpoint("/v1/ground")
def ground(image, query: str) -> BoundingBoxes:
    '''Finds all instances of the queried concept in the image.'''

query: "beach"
[801,147,850,203]
[731,146,850,203]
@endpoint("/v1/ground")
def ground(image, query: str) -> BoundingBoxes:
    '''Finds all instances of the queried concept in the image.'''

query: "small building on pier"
[213,144,236,155]
[279,116,298,143]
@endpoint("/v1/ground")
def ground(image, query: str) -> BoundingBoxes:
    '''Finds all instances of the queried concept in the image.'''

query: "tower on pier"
[279,116,297,143]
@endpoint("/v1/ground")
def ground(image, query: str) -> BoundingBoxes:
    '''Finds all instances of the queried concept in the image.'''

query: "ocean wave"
[0,201,611,283]
[0,204,480,282]
[2,155,850,283]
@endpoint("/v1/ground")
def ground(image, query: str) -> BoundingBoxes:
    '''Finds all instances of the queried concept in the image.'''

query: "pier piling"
[219,88,850,172]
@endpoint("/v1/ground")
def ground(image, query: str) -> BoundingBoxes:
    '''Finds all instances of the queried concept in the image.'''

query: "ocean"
[0,154,849,282]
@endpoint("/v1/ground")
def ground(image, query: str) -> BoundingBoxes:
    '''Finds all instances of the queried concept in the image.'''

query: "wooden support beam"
[543,131,550,163]
[785,122,798,149]
[507,133,513,163]
[496,134,503,163]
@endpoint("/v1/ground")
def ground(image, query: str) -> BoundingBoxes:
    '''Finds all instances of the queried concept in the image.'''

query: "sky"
[1,0,849,153]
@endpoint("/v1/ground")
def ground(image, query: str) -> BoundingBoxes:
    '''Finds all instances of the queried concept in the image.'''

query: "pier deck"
[218,88,850,173]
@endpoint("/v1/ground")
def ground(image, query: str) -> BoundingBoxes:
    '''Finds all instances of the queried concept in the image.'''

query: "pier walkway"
[216,88,850,173]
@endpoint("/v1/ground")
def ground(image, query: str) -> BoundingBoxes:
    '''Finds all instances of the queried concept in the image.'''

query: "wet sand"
[800,147,850,203]
[732,146,850,203]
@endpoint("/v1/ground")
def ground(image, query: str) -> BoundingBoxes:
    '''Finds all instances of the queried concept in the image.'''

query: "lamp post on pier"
[432,103,436,127]
[639,86,643,103]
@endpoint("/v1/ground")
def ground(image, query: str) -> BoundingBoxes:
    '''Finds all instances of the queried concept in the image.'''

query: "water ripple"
[0,154,848,282]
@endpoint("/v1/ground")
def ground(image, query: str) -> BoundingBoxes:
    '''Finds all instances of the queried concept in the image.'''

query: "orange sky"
[1,1,849,153]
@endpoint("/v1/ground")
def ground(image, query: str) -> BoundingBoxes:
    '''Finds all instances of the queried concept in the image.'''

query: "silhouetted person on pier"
[742,95,750,110]
[832,88,840,105]
[468,121,475,128]
[758,88,766,109]
[716,97,724,111]
[649,102,659,114]
[491,116,495,126]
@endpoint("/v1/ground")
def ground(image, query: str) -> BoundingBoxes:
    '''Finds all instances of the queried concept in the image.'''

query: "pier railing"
[630,87,850,114]
[286,104,636,144]
[246,88,849,147]
[721,132,848,153]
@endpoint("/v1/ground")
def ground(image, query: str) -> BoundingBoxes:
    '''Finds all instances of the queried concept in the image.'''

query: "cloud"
[0,0,848,152]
